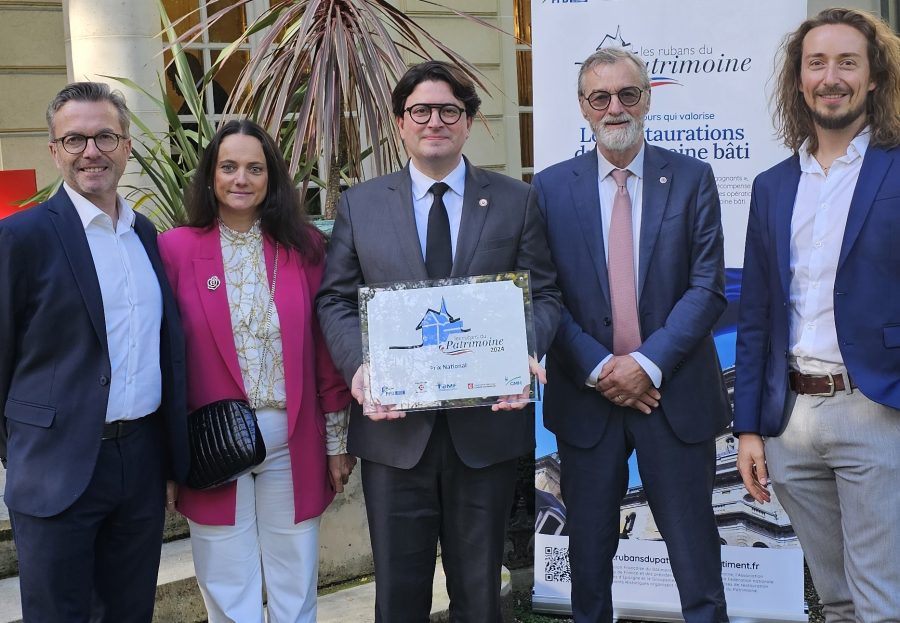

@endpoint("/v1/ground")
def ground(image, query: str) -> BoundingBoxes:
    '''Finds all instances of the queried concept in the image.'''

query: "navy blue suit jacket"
[0,189,189,517]
[734,145,900,437]
[535,146,730,447]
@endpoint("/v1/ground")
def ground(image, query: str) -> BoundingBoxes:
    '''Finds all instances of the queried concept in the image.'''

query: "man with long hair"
[735,8,900,620]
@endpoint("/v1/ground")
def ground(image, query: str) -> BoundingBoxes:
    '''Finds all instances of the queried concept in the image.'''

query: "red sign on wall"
[0,169,38,219]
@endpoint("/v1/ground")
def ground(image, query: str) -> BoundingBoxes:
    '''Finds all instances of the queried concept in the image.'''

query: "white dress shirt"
[789,130,869,375]
[65,184,162,422]
[587,145,663,388]
[410,158,466,261]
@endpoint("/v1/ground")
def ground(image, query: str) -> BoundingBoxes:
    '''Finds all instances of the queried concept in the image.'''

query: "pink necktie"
[608,169,641,355]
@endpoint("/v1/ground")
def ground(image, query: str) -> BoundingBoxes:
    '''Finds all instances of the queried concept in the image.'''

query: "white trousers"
[766,389,900,623]
[189,408,321,623]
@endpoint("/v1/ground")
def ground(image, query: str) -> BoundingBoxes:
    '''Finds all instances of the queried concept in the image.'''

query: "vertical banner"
[532,1,808,621]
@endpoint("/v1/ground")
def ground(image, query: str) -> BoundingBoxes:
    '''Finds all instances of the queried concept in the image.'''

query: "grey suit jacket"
[316,160,561,469]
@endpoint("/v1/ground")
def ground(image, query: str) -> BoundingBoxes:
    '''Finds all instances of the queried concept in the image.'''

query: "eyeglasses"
[404,103,466,125]
[51,132,127,154]
[582,87,645,111]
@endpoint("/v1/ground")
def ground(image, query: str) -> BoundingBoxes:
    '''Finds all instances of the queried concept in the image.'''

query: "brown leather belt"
[789,371,856,397]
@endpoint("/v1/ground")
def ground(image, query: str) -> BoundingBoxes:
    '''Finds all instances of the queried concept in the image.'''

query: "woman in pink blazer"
[158,120,352,623]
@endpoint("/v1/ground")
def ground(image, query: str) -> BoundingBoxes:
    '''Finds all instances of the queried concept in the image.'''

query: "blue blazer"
[0,189,189,517]
[535,146,730,447]
[734,145,900,437]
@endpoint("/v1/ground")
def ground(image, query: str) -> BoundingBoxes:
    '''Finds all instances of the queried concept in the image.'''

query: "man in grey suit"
[533,48,730,622]
[317,60,560,622]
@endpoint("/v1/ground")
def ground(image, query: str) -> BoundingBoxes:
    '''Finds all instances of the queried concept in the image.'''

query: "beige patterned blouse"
[219,220,347,454]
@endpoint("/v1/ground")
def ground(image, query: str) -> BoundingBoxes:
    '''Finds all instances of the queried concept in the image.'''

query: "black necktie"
[425,182,452,279]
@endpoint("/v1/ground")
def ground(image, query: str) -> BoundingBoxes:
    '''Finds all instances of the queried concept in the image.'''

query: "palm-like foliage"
[171,0,497,216]
[107,4,219,230]
[113,76,206,230]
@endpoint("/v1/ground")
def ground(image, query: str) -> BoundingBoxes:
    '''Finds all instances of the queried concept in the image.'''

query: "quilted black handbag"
[185,242,279,490]
[186,399,266,489]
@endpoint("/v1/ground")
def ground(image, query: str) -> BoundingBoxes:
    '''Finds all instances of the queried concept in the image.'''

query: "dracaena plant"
[117,1,330,230]
[24,0,497,225]
[169,0,496,217]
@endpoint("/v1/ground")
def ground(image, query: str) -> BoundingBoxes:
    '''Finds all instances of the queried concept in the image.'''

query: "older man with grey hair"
[534,47,730,622]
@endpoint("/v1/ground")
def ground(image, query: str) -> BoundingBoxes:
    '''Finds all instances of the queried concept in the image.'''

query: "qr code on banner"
[544,546,571,583]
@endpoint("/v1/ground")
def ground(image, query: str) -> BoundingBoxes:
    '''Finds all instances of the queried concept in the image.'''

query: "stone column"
[62,0,166,186]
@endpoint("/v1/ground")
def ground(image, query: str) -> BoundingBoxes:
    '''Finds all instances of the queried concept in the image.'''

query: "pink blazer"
[158,225,350,525]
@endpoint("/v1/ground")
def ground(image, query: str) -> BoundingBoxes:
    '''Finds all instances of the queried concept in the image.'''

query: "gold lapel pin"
[659,176,668,184]
[478,198,488,207]
[207,276,221,291]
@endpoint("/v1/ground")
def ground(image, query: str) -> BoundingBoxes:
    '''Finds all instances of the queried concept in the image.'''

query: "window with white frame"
[513,0,533,182]
[163,0,266,122]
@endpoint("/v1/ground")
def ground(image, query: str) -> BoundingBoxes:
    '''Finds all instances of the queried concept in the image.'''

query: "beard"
[809,92,869,130]
[592,113,644,152]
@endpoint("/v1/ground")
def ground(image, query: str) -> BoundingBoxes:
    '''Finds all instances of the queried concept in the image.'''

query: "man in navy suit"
[534,48,730,622]
[735,8,900,620]
[0,82,188,622]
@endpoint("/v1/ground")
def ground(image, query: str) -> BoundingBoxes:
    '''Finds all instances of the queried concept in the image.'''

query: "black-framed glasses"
[404,103,466,125]
[582,87,645,111]
[51,132,127,154]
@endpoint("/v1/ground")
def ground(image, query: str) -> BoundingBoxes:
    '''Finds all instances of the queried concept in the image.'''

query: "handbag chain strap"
[250,242,279,408]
